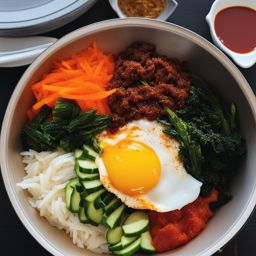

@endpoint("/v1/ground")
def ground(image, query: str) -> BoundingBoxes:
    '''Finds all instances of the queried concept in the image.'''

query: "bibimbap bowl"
[1,18,256,256]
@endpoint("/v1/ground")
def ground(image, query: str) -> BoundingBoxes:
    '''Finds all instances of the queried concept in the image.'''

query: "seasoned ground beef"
[108,42,191,131]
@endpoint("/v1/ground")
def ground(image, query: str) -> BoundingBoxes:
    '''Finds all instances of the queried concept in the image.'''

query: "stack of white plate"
[0,0,97,36]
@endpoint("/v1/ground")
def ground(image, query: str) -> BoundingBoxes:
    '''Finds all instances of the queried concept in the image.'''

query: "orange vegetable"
[28,42,115,118]
[32,92,60,111]
[27,109,36,120]
[59,89,116,100]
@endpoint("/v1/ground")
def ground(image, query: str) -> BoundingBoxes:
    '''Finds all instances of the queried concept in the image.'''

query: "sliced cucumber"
[95,192,115,209]
[75,162,99,180]
[80,190,88,198]
[93,190,109,209]
[109,241,123,251]
[86,201,103,225]
[124,211,148,225]
[140,231,156,253]
[75,184,83,193]
[122,219,149,237]
[79,172,99,181]
[81,179,103,193]
[79,198,87,208]
[85,188,106,203]
[104,198,122,216]
[83,144,98,161]
[107,226,123,245]
[78,207,90,224]
[70,187,81,213]
[65,178,79,210]
[104,204,125,229]
[74,149,83,159]
[65,186,73,210]
[77,159,98,174]
[79,189,88,208]
[114,237,141,256]
[121,236,138,248]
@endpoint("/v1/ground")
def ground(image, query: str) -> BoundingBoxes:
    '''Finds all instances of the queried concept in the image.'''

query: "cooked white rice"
[17,149,109,254]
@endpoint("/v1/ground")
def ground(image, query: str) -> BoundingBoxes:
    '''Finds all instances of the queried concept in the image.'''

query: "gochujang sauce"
[214,6,256,53]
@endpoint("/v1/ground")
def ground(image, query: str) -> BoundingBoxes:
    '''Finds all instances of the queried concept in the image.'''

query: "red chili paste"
[149,189,218,252]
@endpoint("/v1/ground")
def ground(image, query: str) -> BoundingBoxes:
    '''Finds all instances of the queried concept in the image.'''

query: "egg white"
[96,120,202,212]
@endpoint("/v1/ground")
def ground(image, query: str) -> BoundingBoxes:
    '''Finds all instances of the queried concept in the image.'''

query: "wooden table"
[0,0,255,255]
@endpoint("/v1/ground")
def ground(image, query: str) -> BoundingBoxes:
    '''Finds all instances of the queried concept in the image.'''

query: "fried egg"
[96,120,202,212]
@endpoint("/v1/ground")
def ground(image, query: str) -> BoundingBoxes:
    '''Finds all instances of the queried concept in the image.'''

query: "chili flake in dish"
[118,0,167,18]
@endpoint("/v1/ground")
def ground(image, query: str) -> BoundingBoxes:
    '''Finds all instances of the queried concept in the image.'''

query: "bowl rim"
[1,18,256,256]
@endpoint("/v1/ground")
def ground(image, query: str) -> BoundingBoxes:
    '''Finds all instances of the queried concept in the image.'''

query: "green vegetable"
[114,237,141,255]
[92,137,104,154]
[140,231,156,253]
[40,119,68,137]
[163,80,246,206]
[32,104,52,125]
[21,105,56,151]
[22,99,110,152]
[103,204,126,229]
[65,178,80,210]
[139,79,150,86]
[164,107,202,178]
[52,98,80,120]
[107,226,123,245]
[67,109,97,133]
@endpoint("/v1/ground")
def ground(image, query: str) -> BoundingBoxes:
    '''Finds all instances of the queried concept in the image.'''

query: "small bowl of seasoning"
[206,0,256,68]
[109,0,178,21]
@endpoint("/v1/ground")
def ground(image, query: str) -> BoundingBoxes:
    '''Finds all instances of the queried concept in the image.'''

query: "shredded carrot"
[42,83,104,94]
[32,92,60,111]
[28,42,115,118]
[27,109,36,120]
[59,89,116,101]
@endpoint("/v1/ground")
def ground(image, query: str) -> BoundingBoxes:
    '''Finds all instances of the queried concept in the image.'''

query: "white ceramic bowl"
[1,18,256,256]
[206,0,256,68]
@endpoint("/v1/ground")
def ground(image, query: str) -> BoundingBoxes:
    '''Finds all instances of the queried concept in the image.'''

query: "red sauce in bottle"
[214,6,256,54]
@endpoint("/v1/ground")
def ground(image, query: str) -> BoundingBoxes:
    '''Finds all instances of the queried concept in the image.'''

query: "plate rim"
[0,0,93,30]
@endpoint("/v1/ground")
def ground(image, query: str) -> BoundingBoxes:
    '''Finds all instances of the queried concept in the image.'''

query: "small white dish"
[206,0,256,68]
[109,0,178,21]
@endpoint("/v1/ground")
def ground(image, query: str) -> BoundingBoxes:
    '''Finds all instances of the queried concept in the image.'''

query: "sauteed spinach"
[22,99,110,152]
[163,79,246,207]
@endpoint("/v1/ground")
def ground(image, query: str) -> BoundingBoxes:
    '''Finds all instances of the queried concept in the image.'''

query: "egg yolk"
[102,139,161,196]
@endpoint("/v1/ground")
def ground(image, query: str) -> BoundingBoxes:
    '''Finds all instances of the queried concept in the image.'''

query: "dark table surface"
[0,0,255,255]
